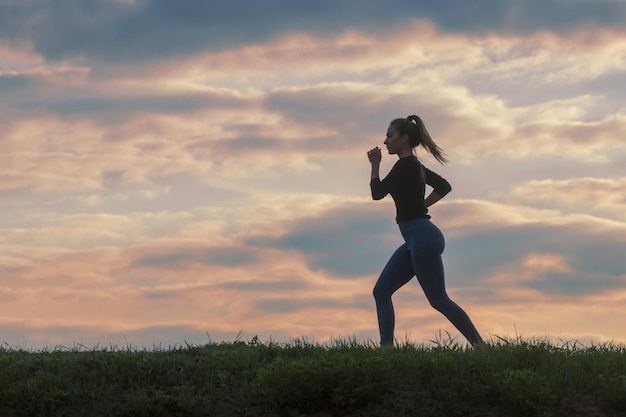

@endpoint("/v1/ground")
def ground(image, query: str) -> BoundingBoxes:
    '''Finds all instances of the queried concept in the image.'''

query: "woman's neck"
[397,149,413,158]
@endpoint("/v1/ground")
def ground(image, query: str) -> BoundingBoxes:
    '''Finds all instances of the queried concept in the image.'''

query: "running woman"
[367,115,483,346]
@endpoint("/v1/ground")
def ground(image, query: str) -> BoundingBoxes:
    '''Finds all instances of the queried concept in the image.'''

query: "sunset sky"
[2,0,626,349]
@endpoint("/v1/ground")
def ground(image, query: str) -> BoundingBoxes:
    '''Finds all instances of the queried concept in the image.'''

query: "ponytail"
[390,115,448,164]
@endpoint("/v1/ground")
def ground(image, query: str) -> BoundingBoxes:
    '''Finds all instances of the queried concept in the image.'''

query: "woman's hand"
[367,147,382,165]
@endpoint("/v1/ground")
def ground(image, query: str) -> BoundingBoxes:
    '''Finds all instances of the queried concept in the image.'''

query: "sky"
[2,0,626,349]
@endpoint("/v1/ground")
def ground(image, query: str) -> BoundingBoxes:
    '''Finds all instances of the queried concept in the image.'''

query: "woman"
[367,115,483,346]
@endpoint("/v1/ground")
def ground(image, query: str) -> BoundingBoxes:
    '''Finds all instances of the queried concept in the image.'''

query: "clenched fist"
[367,147,382,165]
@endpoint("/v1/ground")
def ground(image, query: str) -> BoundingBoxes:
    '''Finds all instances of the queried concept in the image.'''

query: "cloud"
[510,177,626,205]
[3,23,626,197]
[231,193,626,299]
[1,81,251,124]
[0,73,32,92]
[3,0,626,63]
[436,199,626,296]
[508,177,626,220]
[254,297,357,314]
[130,245,260,269]
[247,202,399,277]
[3,6,626,348]
[2,194,626,348]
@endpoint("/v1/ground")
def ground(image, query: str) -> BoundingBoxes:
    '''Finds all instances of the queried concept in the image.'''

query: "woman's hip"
[398,217,445,252]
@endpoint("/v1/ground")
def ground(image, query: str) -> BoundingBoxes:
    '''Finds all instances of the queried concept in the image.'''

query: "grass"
[1,335,625,417]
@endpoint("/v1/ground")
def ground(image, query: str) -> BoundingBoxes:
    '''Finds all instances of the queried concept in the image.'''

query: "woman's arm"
[368,147,387,200]
[424,167,452,204]
[368,147,382,179]
[370,163,380,181]
[424,191,443,208]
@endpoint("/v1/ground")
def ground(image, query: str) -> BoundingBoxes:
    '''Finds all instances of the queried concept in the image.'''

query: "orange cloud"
[522,253,573,274]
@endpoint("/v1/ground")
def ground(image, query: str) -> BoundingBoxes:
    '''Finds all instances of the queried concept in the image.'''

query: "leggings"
[373,218,482,346]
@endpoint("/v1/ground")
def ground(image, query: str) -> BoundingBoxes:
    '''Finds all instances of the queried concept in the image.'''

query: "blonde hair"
[390,115,448,164]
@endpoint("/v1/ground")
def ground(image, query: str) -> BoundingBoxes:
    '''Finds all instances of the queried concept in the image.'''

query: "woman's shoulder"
[398,155,422,169]
[399,155,420,163]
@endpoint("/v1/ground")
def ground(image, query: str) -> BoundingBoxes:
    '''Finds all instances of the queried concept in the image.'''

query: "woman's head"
[388,115,447,164]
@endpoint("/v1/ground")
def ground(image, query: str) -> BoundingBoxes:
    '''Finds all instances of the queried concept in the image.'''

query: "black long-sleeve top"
[370,155,452,223]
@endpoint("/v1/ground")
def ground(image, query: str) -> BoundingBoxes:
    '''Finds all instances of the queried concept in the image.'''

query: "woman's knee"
[427,294,452,312]
[372,283,390,301]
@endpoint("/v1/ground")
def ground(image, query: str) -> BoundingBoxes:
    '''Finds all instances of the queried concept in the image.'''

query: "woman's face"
[384,124,408,154]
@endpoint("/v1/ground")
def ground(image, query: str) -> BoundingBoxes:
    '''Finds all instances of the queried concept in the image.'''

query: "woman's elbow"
[439,183,452,197]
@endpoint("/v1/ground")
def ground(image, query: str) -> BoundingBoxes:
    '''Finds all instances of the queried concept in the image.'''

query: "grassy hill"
[1,336,625,416]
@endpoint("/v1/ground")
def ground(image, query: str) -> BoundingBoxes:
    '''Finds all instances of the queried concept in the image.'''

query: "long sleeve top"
[370,155,451,223]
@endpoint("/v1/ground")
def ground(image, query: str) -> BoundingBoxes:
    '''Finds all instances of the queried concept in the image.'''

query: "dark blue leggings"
[373,218,482,346]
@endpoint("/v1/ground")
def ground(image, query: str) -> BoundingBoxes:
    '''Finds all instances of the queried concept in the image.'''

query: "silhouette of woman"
[367,115,483,346]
